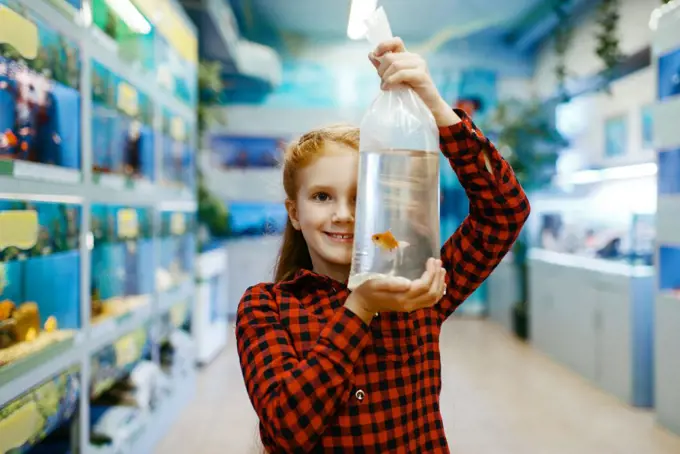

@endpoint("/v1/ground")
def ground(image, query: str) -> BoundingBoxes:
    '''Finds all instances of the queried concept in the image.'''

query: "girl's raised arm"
[437,109,531,322]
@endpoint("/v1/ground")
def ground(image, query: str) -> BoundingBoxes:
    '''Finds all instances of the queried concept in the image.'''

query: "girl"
[236,37,530,453]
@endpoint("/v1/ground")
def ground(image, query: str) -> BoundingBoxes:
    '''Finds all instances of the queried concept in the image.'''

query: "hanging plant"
[196,60,231,244]
[595,0,622,91]
[553,0,573,102]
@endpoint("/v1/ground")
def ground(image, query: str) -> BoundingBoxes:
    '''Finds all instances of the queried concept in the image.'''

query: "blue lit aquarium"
[0,199,81,371]
[89,326,151,399]
[157,211,195,293]
[0,0,81,174]
[90,204,154,325]
[226,201,288,238]
[161,109,194,190]
[91,61,155,183]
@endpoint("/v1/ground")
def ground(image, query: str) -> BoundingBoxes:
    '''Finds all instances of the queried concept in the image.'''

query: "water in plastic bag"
[347,7,441,290]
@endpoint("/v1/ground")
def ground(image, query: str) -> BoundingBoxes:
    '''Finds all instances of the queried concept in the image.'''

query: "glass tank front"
[90,204,154,325]
[0,198,81,370]
[528,176,657,266]
[91,62,155,183]
[157,210,195,293]
[0,1,81,174]
[161,110,194,190]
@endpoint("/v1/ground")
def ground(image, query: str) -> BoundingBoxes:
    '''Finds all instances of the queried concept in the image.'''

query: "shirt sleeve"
[235,284,372,453]
[436,108,531,322]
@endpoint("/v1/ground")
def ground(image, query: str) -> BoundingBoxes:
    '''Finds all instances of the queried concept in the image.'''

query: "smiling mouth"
[325,232,354,242]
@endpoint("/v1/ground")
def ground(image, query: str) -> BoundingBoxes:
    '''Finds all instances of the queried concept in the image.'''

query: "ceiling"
[183,0,598,102]
[227,0,582,53]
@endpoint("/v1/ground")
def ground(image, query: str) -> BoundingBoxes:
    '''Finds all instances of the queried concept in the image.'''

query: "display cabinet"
[0,0,199,452]
[651,1,680,436]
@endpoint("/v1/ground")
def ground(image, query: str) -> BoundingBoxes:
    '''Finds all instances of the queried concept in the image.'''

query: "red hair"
[273,125,360,282]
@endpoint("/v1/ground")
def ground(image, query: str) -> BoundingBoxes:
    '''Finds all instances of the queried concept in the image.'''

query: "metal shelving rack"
[651,0,680,438]
[0,0,199,452]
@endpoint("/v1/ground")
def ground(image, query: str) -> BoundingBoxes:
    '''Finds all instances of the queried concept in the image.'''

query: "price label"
[117,209,139,239]
[170,116,186,142]
[117,82,139,117]
[170,212,186,235]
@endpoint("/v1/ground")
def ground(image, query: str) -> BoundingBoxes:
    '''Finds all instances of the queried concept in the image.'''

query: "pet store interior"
[0,0,679,452]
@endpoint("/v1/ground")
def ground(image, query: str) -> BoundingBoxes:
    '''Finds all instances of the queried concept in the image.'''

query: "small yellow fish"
[44,315,58,333]
[371,229,410,252]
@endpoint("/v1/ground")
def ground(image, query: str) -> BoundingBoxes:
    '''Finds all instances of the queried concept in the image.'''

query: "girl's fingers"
[376,52,411,78]
[374,37,405,57]
[382,68,426,90]
[380,57,418,84]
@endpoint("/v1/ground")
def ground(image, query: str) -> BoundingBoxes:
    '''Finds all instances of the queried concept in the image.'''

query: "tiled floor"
[156,318,680,454]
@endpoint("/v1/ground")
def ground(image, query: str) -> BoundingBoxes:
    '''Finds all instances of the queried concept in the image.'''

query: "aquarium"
[161,110,193,189]
[90,0,156,70]
[348,149,441,289]
[90,205,154,325]
[91,63,155,183]
[528,177,657,266]
[0,199,81,370]
[90,326,151,399]
[0,367,80,453]
[0,1,81,175]
[157,211,195,293]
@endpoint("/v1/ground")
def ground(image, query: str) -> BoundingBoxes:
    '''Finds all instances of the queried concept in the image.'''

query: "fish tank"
[0,1,81,176]
[155,34,197,108]
[528,176,657,266]
[91,62,155,183]
[157,210,195,293]
[226,201,288,238]
[161,110,193,190]
[89,326,152,400]
[0,366,80,453]
[90,0,155,72]
[90,204,154,326]
[0,199,81,371]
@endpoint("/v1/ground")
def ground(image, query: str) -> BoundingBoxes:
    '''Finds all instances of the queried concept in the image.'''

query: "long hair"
[273,124,360,282]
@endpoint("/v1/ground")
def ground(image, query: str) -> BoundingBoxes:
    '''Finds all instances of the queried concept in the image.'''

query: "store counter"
[486,256,521,333]
[528,248,654,408]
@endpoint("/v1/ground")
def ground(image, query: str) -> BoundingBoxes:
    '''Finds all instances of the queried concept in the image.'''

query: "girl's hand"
[345,258,446,323]
[369,38,460,126]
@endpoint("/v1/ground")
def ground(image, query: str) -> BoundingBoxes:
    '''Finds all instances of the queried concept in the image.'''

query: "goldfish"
[371,229,410,252]
[372,229,411,275]
[0,129,17,149]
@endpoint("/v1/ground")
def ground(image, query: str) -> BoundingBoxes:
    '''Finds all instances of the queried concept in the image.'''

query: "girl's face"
[286,142,358,281]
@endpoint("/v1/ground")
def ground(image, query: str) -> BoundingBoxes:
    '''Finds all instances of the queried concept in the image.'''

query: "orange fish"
[371,229,410,252]
[0,130,17,149]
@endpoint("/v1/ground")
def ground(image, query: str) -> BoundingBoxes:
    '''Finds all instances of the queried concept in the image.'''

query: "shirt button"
[355,389,365,401]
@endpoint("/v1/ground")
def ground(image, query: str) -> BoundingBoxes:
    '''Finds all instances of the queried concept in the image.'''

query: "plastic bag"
[347,7,441,290]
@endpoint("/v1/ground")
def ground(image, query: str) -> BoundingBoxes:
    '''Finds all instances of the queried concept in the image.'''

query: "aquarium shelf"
[0,0,200,452]
[158,279,195,315]
[0,175,197,207]
[0,160,82,185]
[0,336,80,407]
[90,303,154,354]
[86,368,196,454]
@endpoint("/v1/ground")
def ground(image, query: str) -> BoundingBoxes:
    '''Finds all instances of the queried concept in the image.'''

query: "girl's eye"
[312,192,330,202]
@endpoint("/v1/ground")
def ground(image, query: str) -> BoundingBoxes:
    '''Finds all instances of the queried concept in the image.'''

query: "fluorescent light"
[347,0,377,40]
[556,162,658,186]
[105,0,151,35]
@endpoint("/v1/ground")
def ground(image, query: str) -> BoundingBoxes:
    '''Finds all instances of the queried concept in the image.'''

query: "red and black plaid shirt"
[236,109,530,453]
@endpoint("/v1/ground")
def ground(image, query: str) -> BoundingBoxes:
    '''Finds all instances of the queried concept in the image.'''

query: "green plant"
[595,0,622,92]
[553,0,573,101]
[196,60,230,242]
[487,99,568,339]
